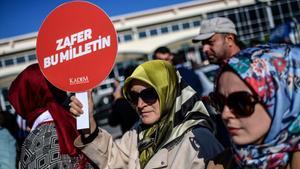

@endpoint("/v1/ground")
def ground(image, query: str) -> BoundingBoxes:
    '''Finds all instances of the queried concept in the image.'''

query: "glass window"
[109,71,115,78]
[271,5,280,16]
[28,54,36,61]
[161,27,168,34]
[291,1,300,13]
[16,56,25,63]
[171,24,179,32]
[150,29,158,36]
[139,31,147,38]
[4,59,14,66]
[100,84,108,89]
[118,67,124,77]
[124,34,132,41]
[251,23,259,31]
[261,21,267,28]
[258,8,265,18]
[238,12,247,23]
[249,9,257,20]
[282,3,290,15]
[182,22,190,29]
[193,20,200,27]
[118,36,121,43]
[228,13,237,24]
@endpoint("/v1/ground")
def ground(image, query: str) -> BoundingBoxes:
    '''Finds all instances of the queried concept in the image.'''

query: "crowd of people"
[1,16,300,169]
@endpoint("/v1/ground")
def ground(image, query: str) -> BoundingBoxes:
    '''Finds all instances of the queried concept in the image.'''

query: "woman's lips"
[140,111,151,116]
[227,127,240,135]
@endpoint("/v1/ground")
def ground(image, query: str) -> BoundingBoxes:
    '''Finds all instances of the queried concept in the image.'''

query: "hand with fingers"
[69,90,97,134]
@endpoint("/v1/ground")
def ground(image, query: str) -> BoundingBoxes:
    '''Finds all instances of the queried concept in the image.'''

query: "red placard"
[36,1,117,92]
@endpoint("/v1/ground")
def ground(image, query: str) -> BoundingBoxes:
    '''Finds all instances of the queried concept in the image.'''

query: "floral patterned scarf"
[223,44,300,169]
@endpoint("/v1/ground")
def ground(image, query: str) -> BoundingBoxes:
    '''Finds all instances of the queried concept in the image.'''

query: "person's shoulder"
[206,148,238,169]
[191,127,224,161]
[191,126,218,142]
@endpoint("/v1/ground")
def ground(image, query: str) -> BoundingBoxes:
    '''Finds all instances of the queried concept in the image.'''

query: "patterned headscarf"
[123,60,212,168]
[221,44,300,168]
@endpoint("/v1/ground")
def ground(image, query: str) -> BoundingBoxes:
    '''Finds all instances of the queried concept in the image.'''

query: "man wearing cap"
[193,17,242,64]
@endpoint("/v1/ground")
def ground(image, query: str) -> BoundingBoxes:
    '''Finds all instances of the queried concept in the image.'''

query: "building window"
[28,54,36,61]
[4,59,14,66]
[139,31,147,39]
[282,3,290,16]
[124,34,132,41]
[249,9,257,21]
[150,29,158,36]
[193,20,200,27]
[161,27,169,34]
[271,4,281,17]
[109,71,115,78]
[291,1,300,14]
[100,84,108,89]
[227,13,236,24]
[182,22,190,29]
[171,24,179,32]
[16,56,25,63]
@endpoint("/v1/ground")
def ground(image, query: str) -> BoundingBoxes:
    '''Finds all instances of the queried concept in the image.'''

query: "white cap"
[193,17,237,43]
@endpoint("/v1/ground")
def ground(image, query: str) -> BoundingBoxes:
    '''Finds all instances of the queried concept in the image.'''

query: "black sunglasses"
[209,91,260,117]
[127,88,158,105]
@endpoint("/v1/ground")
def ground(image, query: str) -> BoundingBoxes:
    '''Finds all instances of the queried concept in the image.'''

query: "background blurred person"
[0,110,17,169]
[153,46,205,95]
[208,44,300,169]
[8,64,95,169]
[192,17,245,149]
[152,46,174,63]
[108,65,139,134]
[192,17,243,65]
[172,51,203,95]
[269,19,300,45]
[70,60,223,169]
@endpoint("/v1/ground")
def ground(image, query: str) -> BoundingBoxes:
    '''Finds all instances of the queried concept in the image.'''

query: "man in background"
[192,17,243,64]
[152,46,174,63]
[153,46,204,95]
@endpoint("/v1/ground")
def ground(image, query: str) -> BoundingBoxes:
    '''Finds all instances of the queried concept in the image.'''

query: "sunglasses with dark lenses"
[128,88,158,105]
[209,91,260,117]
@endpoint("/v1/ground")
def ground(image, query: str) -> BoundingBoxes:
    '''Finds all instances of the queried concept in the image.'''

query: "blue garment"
[225,44,300,168]
[191,127,224,161]
[0,128,16,169]
[176,65,203,95]
[269,19,300,44]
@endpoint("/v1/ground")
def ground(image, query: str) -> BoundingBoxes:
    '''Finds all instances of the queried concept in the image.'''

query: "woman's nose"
[221,105,235,120]
[137,97,146,108]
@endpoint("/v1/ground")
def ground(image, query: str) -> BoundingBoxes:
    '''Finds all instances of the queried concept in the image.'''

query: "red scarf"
[8,64,79,156]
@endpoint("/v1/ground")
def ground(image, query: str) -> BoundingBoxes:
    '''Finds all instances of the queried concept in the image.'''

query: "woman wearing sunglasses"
[207,44,300,169]
[70,60,223,169]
